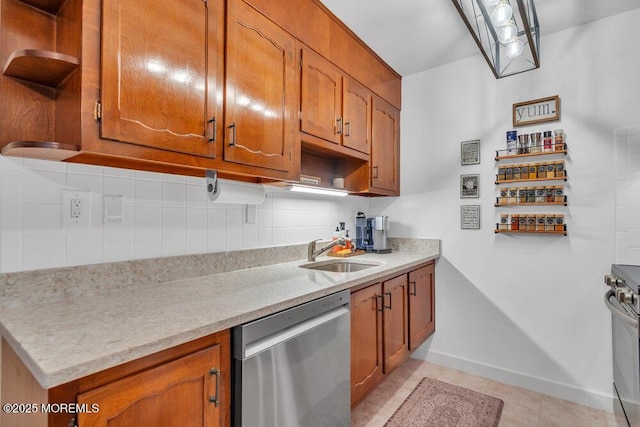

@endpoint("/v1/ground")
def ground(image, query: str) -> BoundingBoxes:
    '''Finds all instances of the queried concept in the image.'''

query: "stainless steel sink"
[299,260,379,273]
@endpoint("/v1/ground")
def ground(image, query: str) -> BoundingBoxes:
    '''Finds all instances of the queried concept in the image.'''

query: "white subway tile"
[1,230,22,273]
[22,203,61,231]
[617,231,629,258]
[22,170,65,204]
[104,177,134,206]
[258,228,273,248]
[0,157,25,175]
[225,229,242,251]
[207,207,226,230]
[134,180,162,206]
[161,207,186,256]
[66,230,102,267]
[66,163,103,175]
[186,183,207,208]
[134,231,162,260]
[629,228,640,247]
[272,228,286,246]
[134,170,163,181]
[242,229,259,249]
[103,226,134,262]
[225,206,243,229]
[22,230,65,271]
[103,166,135,178]
[258,209,273,229]
[186,176,204,185]
[207,228,225,252]
[186,208,207,255]
[162,182,186,207]
[22,158,66,172]
[66,173,102,194]
[629,248,640,265]
[162,173,186,184]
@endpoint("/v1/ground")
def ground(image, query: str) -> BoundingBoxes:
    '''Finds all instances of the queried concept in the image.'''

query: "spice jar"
[505,165,514,181]
[499,187,508,204]
[520,163,529,180]
[517,134,530,154]
[528,164,537,180]
[527,187,536,203]
[554,129,564,151]
[537,162,547,179]
[527,214,536,231]
[518,187,527,204]
[543,130,553,152]
[513,164,521,180]
[519,215,527,230]
[555,214,565,231]
[535,186,545,203]
[497,166,506,182]
[536,214,545,231]
[545,214,555,231]
[530,132,542,153]
[499,214,509,230]
[545,187,554,203]
[555,161,566,178]
[508,187,518,204]
[511,214,519,230]
[546,162,555,178]
[554,186,564,203]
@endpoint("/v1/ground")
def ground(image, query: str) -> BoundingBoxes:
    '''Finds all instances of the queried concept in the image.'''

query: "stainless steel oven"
[605,265,640,426]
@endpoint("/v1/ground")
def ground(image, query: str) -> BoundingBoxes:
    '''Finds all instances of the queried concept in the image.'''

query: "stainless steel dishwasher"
[232,290,350,427]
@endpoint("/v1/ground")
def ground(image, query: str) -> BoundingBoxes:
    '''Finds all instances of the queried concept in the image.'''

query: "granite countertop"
[0,239,439,389]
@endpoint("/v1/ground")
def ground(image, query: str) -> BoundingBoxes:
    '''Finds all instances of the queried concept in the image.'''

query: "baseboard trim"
[417,349,615,413]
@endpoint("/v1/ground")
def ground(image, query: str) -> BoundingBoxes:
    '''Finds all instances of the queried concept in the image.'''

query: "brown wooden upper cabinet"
[224,0,297,172]
[370,96,400,194]
[300,46,372,155]
[100,0,223,158]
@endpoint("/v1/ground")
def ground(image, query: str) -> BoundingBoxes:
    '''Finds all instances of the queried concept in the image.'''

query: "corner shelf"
[3,49,80,88]
[495,228,567,236]
[19,0,67,14]
[495,144,567,160]
[1,141,80,160]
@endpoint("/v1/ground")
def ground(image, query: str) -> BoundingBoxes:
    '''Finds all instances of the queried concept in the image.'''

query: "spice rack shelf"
[495,200,567,207]
[494,228,567,236]
[495,176,567,184]
[3,49,80,88]
[495,144,567,160]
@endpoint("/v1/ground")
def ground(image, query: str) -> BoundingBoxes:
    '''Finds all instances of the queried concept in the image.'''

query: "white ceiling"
[319,0,640,76]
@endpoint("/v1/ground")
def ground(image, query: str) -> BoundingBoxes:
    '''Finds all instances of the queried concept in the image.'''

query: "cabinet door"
[101,0,220,157]
[300,46,343,145]
[342,77,371,154]
[371,96,400,193]
[409,263,435,350]
[351,283,384,407]
[224,0,296,172]
[77,344,223,427]
[382,274,409,373]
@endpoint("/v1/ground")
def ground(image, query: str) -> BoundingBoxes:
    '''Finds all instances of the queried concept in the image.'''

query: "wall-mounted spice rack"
[496,160,566,184]
[496,186,567,206]
[495,143,567,160]
[495,213,567,236]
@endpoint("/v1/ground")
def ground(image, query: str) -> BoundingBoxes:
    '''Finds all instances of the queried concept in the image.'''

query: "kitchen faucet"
[308,237,346,261]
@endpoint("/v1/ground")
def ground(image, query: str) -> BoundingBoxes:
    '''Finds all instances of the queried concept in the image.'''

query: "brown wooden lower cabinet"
[1,330,230,427]
[350,261,435,407]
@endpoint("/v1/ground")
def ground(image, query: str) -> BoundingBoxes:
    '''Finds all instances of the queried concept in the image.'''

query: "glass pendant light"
[490,0,513,27]
[505,38,524,58]
[497,20,517,44]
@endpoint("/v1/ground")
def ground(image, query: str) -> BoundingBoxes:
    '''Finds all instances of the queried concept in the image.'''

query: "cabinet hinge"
[94,101,102,122]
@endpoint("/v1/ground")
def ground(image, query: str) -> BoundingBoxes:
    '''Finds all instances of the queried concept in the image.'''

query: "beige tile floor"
[351,358,620,427]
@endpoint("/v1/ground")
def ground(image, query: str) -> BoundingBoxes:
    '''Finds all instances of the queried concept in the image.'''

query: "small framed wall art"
[461,205,481,229]
[461,139,481,165]
[460,174,479,198]
[513,95,560,127]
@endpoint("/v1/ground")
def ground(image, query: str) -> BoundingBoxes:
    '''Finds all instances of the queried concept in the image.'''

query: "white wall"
[372,10,640,410]
[0,157,369,273]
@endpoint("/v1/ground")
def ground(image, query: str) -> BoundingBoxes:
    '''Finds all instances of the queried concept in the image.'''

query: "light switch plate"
[62,190,91,228]
[104,195,124,225]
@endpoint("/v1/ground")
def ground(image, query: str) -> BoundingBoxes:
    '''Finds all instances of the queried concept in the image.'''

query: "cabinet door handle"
[228,122,236,147]
[373,165,379,179]
[209,368,220,407]
[376,294,384,312]
[208,117,216,143]
[410,280,417,296]
[336,117,343,134]
[345,121,351,137]
[384,291,392,310]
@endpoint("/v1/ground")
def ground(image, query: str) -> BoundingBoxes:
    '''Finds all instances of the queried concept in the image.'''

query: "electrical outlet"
[62,190,91,227]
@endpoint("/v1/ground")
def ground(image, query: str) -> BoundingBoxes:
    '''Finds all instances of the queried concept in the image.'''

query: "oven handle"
[605,290,638,328]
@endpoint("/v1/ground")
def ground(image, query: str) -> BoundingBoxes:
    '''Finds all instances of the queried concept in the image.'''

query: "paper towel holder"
[205,169,219,198]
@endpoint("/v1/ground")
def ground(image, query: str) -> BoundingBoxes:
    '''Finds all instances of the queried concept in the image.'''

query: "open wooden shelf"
[3,49,80,88]
[1,141,81,161]
[495,145,567,160]
[495,229,567,236]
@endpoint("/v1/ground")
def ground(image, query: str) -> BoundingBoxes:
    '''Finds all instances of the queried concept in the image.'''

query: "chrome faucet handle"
[308,239,322,261]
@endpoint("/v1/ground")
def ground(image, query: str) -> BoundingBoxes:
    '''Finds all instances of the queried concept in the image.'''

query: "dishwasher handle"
[243,305,349,359]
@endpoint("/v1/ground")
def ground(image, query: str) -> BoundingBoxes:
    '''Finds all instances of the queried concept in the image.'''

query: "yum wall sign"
[513,95,560,127]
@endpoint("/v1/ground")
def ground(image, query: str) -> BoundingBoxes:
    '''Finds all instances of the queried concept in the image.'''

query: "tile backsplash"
[0,157,370,273]
[616,126,640,264]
